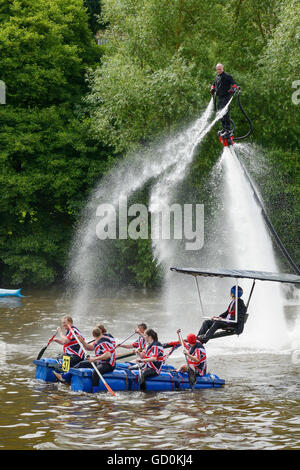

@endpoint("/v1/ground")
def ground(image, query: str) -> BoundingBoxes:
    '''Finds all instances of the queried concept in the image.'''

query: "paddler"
[79,324,116,387]
[176,330,207,376]
[116,323,147,352]
[135,329,165,391]
[197,285,247,343]
[53,325,116,386]
[53,316,85,367]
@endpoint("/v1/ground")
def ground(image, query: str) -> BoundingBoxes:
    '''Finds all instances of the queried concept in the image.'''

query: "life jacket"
[182,340,191,351]
[103,333,116,347]
[225,299,237,321]
[224,298,246,323]
[143,341,164,374]
[63,326,85,358]
[93,334,116,367]
[188,342,207,376]
[132,335,147,350]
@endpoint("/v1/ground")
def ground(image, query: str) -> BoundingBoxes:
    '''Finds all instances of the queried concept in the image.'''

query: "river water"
[0,288,299,451]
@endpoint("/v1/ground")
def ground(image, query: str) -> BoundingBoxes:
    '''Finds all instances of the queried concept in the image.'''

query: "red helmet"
[186,334,197,345]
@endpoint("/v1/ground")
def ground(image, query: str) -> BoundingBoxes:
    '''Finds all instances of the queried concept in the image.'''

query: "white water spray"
[164,142,297,351]
[210,144,290,350]
[67,90,296,352]
[67,98,232,317]
[149,97,235,267]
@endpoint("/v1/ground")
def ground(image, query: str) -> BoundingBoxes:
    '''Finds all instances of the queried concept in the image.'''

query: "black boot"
[197,335,208,344]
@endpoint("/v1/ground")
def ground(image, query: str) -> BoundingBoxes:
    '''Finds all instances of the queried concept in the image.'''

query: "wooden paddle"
[70,327,116,397]
[178,331,196,389]
[116,350,136,360]
[36,331,57,360]
[84,332,137,363]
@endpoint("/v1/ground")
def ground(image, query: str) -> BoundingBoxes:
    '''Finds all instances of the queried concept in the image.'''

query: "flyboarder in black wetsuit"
[210,63,238,138]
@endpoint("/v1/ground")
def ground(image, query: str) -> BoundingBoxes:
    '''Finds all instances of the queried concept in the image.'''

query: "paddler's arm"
[87,351,111,363]
[53,327,69,344]
[77,337,94,351]
[183,350,198,363]
[135,348,145,359]
[116,343,134,349]
[136,355,156,363]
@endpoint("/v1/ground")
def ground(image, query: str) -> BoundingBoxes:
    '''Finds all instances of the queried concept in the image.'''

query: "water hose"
[213,87,253,140]
[234,87,253,141]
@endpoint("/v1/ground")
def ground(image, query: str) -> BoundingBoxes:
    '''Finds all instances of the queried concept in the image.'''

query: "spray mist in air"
[67,98,223,317]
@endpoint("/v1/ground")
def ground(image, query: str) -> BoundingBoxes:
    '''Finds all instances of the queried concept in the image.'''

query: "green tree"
[87,0,234,153]
[87,53,201,153]
[0,0,111,286]
[1,0,299,287]
[84,0,103,35]
[86,0,300,278]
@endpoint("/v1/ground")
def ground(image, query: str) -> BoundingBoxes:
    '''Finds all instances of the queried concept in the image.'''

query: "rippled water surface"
[0,289,299,450]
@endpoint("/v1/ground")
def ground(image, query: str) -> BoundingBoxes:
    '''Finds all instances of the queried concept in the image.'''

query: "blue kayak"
[0,288,24,298]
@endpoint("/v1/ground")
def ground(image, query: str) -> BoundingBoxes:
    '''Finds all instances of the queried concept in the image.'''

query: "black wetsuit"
[198,298,246,342]
[212,72,237,131]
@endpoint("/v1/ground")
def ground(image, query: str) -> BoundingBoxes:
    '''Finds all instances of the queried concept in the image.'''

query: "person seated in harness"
[197,286,246,344]
[210,63,238,139]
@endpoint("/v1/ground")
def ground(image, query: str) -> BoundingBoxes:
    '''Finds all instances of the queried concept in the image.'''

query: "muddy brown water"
[0,289,299,450]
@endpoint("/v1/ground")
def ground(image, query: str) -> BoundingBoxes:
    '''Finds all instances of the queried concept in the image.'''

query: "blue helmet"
[231,286,243,297]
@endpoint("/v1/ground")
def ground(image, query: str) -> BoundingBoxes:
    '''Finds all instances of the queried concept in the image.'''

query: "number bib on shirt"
[62,355,71,372]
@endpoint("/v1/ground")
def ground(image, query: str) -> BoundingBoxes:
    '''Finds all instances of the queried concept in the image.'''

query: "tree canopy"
[0,0,299,287]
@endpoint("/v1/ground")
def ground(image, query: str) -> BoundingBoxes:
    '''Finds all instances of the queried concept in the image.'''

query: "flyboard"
[215,86,253,148]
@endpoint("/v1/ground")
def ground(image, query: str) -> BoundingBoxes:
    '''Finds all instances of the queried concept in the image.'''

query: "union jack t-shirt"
[187,343,207,376]
[63,326,85,358]
[93,335,116,367]
[143,341,165,374]
[132,335,146,350]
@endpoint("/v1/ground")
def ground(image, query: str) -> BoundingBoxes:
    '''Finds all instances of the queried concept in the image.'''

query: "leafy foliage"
[0,0,112,285]
[0,0,299,287]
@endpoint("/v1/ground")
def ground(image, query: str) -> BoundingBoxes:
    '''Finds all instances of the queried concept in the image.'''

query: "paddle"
[162,341,180,349]
[70,327,116,397]
[116,350,136,360]
[37,331,57,360]
[86,331,136,348]
[178,331,196,389]
[83,332,137,362]
[116,340,181,363]
[115,331,136,348]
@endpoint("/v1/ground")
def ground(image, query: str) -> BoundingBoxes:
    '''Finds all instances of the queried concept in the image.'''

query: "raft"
[33,358,225,393]
[0,288,24,298]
